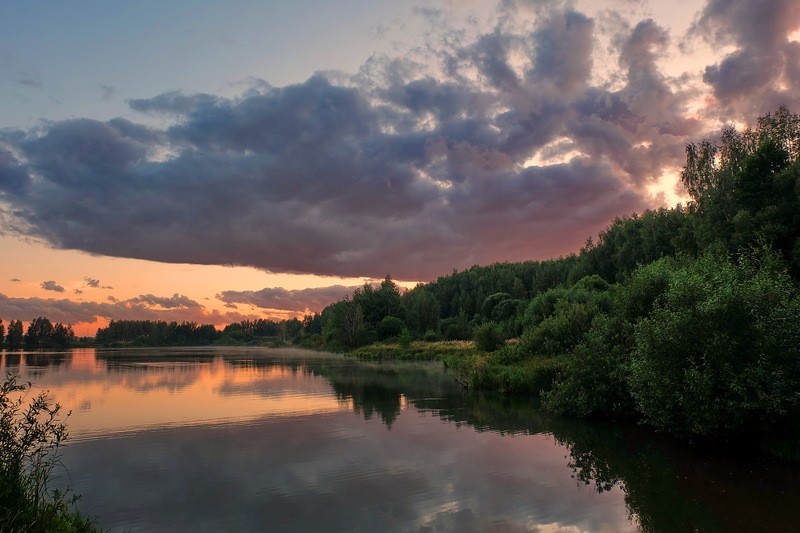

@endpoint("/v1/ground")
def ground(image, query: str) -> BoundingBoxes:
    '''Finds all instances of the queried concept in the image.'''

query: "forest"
[13,107,800,459]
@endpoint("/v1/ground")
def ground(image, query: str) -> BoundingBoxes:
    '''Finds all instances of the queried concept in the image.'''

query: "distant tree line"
[93,317,308,347]
[0,317,75,349]
[95,320,217,346]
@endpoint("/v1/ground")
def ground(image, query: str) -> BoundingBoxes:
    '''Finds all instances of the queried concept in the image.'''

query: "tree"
[50,323,75,349]
[25,317,54,349]
[352,275,405,328]
[339,299,366,348]
[6,320,23,349]
[0,319,4,347]
[403,289,440,334]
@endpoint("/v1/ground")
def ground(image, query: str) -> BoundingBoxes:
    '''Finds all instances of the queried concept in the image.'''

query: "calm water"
[2,348,798,532]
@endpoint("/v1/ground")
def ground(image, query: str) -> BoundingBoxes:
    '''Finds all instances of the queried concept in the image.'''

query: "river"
[1,347,797,532]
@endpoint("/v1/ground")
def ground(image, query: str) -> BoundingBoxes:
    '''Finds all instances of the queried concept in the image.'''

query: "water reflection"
[2,348,798,532]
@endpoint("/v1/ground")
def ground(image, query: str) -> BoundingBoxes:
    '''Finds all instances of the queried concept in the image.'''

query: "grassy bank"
[350,340,477,361]
[349,339,561,397]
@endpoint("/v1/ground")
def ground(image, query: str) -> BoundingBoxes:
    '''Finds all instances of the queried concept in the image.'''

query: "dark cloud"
[1,2,783,280]
[530,10,594,96]
[41,280,65,293]
[10,278,20,282]
[74,289,83,295]
[0,292,257,326]
[127,293,203,309]
[692,0,800,118]
[83,277,112,289]
[217,285,361,313]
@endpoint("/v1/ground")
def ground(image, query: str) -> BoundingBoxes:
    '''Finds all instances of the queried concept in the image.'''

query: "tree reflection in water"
[5,349,798,532]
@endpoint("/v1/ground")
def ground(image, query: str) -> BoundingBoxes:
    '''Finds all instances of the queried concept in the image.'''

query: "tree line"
[0,317,75,350]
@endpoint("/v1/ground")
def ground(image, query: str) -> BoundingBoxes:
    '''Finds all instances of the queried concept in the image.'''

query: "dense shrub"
[376,316,406,341]
[542,313,635,418]
[629,250,800,438]
[474,322,504,352]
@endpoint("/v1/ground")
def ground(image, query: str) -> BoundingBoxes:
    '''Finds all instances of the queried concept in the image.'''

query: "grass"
[350,339,561,397]
[350,340,479,361]
[442,352,562,395]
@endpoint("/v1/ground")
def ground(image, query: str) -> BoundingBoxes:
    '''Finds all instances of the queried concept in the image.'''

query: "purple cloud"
[41,280,65,293]
[217,285,361,313]
[0,292,259,326]
[0,1,795,281]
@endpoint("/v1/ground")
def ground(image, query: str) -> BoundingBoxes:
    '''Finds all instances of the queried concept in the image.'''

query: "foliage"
[0,373,99,532]
[515,275,612,357]
[628,249,800,438]
[398,329,412,350]
[376,316,405,341]
[473,322,503,352]
[96,319,218,346]
[440,317,471,340]
[24,317,75,349]
[444,353,561,395]
[542,313,635,418]
[351,340,477,361]
[402,287,440,335]
[6,320,24,349]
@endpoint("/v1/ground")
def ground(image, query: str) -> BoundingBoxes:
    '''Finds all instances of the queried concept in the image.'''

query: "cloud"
[41,280,65,293]
[83,277,113,289]
[0,292,259,326]
[10,278,20,282]
[217,285,361,313]
[691,0,800,118]
[99,84,116,101]
[15,72,42,89]
[126,293,203,309]
[1,1,793,280]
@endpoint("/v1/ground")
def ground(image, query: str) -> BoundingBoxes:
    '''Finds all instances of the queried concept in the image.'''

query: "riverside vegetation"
[0,373,99,532]
[23,107,800,462]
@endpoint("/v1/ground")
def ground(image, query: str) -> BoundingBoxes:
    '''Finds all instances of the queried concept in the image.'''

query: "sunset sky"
[1,0,799,335]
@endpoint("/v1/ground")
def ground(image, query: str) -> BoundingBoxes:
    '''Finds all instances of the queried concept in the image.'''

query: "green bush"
[629,250,800,437]
[440,318,471,340]
[0,373,99,532]
[376,316,406,341]
[474,322,503,352]
[422,329,440,342]
[542,313,635,418]
[398,329,412,349]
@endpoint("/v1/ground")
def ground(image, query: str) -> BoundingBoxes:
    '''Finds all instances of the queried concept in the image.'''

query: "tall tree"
[25,317,54,348]
[6,320,23,349]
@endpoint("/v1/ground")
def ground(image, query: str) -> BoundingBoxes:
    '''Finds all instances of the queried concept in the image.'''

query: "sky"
[1,0,799,335]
